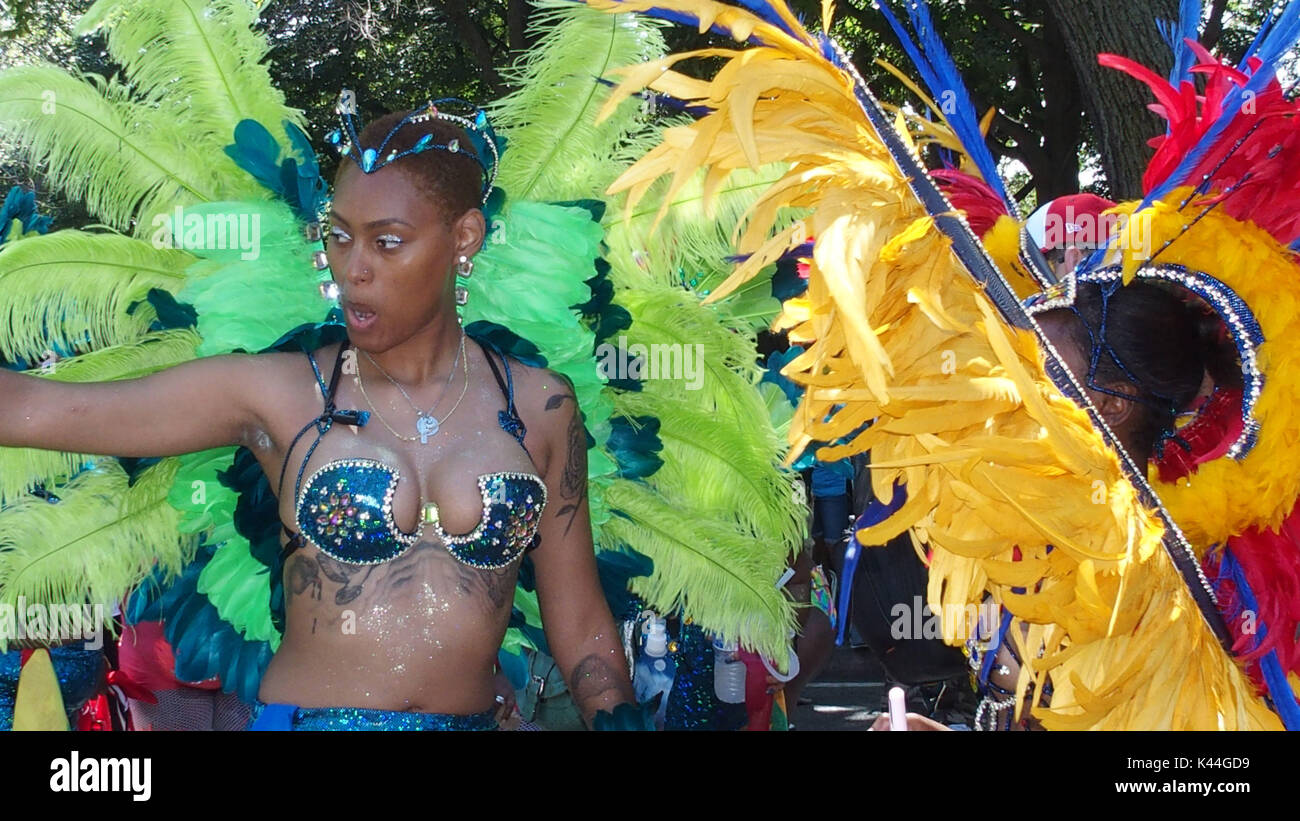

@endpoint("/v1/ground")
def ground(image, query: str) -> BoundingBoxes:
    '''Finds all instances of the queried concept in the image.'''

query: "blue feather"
[1144,0,1300,206]
[1238,4,1280,71]
[875,0,1017,215]
[1163,0,1204,85]
[730,0,800,37]
[1219,549,1300,729]
[0,186,51,245]
[223,119,284,195]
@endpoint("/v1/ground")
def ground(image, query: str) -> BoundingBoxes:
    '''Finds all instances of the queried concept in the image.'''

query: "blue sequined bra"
[278,340,547,568]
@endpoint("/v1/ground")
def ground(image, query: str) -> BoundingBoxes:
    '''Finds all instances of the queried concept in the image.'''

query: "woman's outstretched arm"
[0,353,277,458]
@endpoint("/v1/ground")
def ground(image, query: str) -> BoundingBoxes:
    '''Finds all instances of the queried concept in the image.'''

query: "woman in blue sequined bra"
[0,105,636,730]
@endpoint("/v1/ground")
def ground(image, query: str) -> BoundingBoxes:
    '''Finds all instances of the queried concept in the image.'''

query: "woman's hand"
[492,671,517,727]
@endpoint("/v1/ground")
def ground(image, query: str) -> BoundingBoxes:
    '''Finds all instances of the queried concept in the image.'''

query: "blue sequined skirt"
[247,701,498,731]
[0,646,104,730]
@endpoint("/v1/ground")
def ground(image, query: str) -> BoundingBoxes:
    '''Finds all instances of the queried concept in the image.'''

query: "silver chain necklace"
[362,330,466,443]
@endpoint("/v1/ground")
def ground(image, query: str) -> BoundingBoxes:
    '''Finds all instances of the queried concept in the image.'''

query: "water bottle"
[712,635,747,704]
[634,616,676,729]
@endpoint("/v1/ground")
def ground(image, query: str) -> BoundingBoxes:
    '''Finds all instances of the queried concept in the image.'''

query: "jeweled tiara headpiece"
[324,90,501,205]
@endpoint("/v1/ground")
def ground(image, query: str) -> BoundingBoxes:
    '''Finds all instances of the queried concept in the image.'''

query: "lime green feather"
[605,287,767,419]
[77,0,303,159]
[597,288,805,652]
[0,459,194,649]
[0,67,241,234]
[466,199,616,531]
[0,229,192,364]
[601,479,796,661]
[607,166,790,282]
[616,390,804,546]
[40,329,200,383]
[0,449,90,509]
[492,0,667,202]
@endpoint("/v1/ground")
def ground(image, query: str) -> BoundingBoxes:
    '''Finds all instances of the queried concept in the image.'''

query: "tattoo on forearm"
[569,654,625,707]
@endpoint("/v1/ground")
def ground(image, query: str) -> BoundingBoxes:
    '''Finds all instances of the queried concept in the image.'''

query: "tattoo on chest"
[287,555,322,602]
[289,539,518,618]
[316,553,374,606]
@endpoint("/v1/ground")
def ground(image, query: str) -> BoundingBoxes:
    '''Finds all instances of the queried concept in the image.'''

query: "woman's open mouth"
[345,302,378,331]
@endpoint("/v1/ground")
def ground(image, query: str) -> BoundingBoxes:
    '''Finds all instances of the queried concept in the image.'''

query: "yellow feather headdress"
[582,0,1283,729]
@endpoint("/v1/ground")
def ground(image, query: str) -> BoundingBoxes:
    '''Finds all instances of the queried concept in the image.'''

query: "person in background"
[1023,193,1117,278]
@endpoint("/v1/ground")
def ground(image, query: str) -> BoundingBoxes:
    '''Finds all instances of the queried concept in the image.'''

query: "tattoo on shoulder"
[543,392,587,535]
[569,654,626,706]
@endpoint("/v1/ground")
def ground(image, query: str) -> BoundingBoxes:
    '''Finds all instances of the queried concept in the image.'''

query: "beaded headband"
[1025,264,1263,460]
[325,91,501,205]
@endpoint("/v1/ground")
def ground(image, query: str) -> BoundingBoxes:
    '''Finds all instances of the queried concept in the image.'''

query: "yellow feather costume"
[582,0,1283,729]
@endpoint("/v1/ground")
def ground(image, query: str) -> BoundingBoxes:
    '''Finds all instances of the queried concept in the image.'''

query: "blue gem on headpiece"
[330,92,501,205]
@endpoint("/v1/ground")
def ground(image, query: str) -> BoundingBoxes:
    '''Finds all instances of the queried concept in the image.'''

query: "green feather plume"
[606,287,766,417]
[77,0,304,160]
[172,200,330,355]
[40,328,200,383]
[196,535,279,647]
[602,479,796,662]
[616,390,804,546]
[0,229,192,364]
[492,0,666,202]
[168,447,240,538]
[0,67,239,234]
[0,449,91,509]
[0,459,194,650]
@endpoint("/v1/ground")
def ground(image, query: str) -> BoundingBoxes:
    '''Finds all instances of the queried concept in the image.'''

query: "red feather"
[931,168,1007,237]
[1100,45,1300,245]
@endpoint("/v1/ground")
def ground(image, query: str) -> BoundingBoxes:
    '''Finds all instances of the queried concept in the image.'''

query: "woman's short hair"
[343,110,483,222]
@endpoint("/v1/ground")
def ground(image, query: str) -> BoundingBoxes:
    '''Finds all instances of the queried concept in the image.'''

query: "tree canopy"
[0,0,1285,222]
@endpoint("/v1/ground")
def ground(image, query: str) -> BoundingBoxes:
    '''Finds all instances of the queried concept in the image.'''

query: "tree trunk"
[1044,0,1180,200]
[507,0,532,53]
[439,2,503,94]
